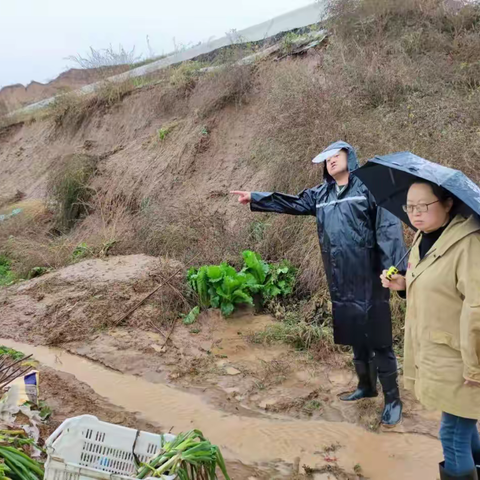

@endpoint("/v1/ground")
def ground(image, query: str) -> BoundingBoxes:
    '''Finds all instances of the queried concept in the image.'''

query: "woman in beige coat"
[381,180,480,480]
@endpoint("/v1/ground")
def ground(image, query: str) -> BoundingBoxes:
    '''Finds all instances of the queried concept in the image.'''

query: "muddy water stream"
[1,338,441,479]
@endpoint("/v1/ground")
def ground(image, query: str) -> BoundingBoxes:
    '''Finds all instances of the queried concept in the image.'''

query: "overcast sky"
[0,0,315,88]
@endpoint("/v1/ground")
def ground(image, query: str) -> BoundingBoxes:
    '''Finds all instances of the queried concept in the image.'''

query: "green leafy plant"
[72,242,93,260]
[0,346,25,361]
[38,401,52,421]
[241,250,268,285]
[27,266,51,280]
[0,437,44,480]
[0,256,16,287]
[157,127,170,141]
[182,306,200,325]
[187,251,296,317]
[188,263,255,317]
[263,260,296,301]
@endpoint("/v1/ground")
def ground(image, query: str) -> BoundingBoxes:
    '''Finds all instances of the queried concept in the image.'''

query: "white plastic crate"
[45,415,176,480]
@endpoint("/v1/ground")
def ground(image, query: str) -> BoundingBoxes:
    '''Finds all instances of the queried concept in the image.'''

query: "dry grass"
[47,153,98,232]
[252,359,293,390]
[0,207,73,278]
[49,79,136,130]
[190,63,255,117]
[249,308,341,362]
[132,199,247,267]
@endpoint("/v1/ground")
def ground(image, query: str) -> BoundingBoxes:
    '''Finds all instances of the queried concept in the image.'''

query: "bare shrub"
[66,44,142,69]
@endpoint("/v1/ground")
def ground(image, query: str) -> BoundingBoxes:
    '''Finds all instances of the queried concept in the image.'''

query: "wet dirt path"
[1,338,442,479]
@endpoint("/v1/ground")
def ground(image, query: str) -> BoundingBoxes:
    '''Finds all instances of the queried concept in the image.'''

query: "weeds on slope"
[190,63,255,118]
[47,153,98,232]
[49,80,136,130]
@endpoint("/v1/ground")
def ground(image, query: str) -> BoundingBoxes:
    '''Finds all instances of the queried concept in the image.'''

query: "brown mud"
[1,312,442,480]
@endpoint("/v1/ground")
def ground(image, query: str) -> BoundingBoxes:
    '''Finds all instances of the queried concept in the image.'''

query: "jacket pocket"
[429,330,461,351]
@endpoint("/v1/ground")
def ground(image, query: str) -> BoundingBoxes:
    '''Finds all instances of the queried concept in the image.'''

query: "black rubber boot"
[474,453,480,476]
[439,462,479,479]
[378,371,402,426]
[340,360,378,401]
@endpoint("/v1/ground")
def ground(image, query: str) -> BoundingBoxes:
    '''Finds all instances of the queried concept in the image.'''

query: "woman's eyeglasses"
[402,200,440,214]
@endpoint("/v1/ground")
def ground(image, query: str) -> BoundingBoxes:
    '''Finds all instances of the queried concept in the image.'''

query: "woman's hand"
[380,270,407,291]
[464,379,480,388]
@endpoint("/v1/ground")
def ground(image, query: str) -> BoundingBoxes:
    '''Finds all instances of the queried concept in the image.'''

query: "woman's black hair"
[411,179,454,204]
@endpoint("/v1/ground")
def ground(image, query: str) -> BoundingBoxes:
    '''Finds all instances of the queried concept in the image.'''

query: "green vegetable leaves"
[182,307,200,325]
[188,263,254,317]
[241,250,268,284]
[136,429,230,480]
[187,251,296,317]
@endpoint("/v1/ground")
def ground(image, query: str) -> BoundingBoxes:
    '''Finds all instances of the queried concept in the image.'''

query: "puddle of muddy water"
[0,338,442,479]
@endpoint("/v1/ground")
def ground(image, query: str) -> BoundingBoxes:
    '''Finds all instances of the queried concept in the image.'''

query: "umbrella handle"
[386,266,399,280]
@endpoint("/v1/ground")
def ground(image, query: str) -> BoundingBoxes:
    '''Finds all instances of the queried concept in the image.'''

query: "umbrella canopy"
[353,151,480,229]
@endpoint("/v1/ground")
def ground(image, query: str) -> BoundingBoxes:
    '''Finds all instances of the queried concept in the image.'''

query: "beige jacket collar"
[408,215,480,287]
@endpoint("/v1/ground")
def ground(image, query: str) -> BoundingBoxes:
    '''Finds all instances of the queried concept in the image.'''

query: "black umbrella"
[353,151,480,229]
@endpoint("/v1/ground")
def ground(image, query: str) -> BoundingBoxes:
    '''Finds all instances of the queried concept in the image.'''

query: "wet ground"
[0,310,444,480]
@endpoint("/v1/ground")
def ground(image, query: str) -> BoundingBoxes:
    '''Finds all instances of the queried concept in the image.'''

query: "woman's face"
[406,183,452,233]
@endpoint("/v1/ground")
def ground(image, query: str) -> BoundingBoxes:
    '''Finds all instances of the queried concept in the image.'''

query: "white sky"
[0,0,314,88]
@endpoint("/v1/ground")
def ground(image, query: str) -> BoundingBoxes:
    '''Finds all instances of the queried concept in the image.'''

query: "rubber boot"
[340,360,378,401]
[439,462,479,479]
[474,453,480,476]
[378,371,402,426]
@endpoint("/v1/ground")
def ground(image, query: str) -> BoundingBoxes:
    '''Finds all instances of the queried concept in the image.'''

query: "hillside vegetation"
[1,0,479,353]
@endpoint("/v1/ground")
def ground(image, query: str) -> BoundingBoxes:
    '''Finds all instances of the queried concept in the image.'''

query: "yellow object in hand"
[386,266,399,281]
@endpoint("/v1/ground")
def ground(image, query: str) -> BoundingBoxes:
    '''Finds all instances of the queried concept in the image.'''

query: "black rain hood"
[250,142,407,348]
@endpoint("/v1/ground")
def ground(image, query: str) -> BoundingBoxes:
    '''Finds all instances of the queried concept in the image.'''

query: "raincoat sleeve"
[250,188,318,216]
[374,204,407,271]
[456,235,480,383]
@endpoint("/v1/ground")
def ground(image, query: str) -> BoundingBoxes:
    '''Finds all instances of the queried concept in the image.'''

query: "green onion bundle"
[0,434,44,480]
[137,430,230,480]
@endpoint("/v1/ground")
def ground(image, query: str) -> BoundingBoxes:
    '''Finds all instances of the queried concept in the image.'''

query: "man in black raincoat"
[231,141,407,426]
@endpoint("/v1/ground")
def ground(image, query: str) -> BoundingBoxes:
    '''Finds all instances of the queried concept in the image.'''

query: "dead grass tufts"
[0,207,73,278]
[133,200,247,267]
[47,153,98,232]
[190,63,255,117]
[249,310,339,362]
[49,80,135,130]
[328,0,480,46]
[169,61,204,91]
